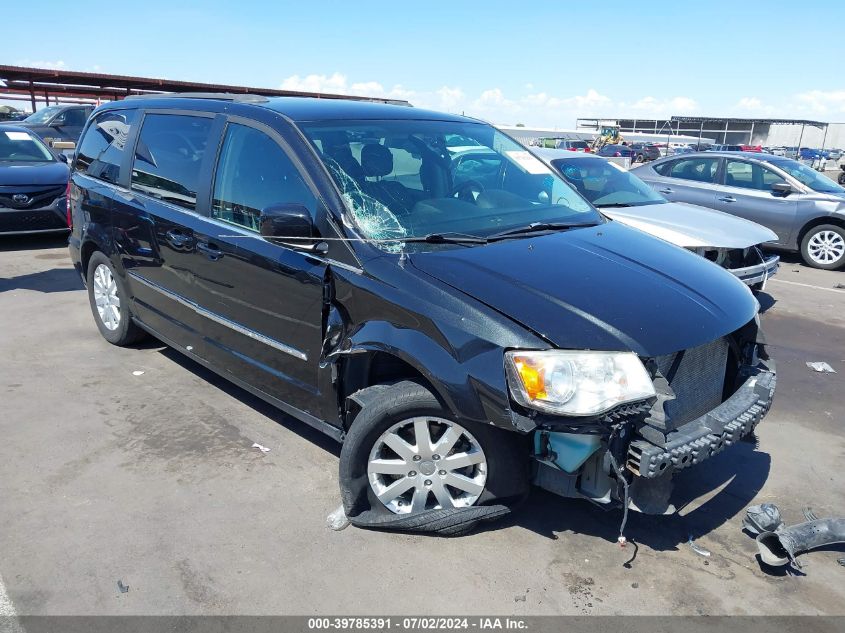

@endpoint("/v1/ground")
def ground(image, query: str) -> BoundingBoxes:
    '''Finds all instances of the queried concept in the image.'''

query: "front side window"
[768,158,845,194]
[211,123,316,232]
[552,157,665,208]
[130,114,213,210]
[75,109,139,183]
[724,159,783,191]
[0,129,54,162]
[22,106,63,125]
[664,157,719,183]
[299,119,600,250]
[60,108,88,127]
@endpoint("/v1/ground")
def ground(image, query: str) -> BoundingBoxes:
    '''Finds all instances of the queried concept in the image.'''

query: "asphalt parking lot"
[1,235,844,616]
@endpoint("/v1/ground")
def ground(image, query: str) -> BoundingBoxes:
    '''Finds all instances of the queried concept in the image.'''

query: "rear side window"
[211,123,316,232]
[75,109,139,185]
[59,108,88,127]
[662,157,719,183]
[130,114,213,210]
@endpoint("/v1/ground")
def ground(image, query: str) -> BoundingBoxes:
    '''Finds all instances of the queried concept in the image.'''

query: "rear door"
[114,110,220,348]
[714,158,797,244]
[185,117,328,416]
[648,156,721,210]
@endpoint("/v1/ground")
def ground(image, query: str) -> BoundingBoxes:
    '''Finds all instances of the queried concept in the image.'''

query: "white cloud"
[14,59,66,70]
[793,89,845,114]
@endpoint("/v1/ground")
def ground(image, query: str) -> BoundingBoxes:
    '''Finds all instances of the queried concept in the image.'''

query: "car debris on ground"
[744,503,845,569]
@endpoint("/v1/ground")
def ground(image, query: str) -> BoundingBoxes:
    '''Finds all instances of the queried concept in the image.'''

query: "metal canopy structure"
[577,115,830,147]
[0,65,410,111]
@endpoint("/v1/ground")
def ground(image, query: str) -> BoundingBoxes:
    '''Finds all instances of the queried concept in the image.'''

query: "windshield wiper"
[488,221,598,241]
[400,232,489,245]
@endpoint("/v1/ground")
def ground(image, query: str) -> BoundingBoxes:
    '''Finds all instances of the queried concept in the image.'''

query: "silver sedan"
[632,152,845,270]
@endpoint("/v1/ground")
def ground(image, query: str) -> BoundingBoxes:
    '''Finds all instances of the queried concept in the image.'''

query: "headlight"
[504,350,655,416]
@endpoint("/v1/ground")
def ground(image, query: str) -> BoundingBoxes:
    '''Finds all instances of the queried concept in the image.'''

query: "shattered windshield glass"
[299,119,602,251]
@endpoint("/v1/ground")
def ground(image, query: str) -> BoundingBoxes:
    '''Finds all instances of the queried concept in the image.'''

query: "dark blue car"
[0,124,70,235]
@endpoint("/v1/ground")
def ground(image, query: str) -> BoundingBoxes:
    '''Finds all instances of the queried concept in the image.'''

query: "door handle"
[658,188,673,194]
[196,241,223,261]
[165,229,194,249]
[717,196,736,203]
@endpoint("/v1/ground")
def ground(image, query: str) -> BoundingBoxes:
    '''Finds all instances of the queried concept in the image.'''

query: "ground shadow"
[0,267,83,293]
[157,346,342,458]
[756,290,776,313]
[0,234,69,252]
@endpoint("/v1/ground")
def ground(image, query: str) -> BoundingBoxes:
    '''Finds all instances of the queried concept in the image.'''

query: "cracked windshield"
[301,120,602,250]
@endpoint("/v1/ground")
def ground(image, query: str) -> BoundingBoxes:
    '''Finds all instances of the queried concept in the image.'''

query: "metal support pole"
[797,124,805,158]
[698,121,703,148]
[749,121,755,146]
[29,80,36,112]
[724,120,729,144]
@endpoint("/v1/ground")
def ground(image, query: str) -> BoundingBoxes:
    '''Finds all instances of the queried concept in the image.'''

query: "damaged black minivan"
[68,95,775,534]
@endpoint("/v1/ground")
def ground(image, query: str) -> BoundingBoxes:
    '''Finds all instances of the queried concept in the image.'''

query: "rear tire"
[86,251,146,345]
[800,224,845,270]
[339,381,529,520]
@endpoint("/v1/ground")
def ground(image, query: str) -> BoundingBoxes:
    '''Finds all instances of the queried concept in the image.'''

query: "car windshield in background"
[0,130,54,162]
[299,119,602,250]
[768,158,845,194]
[21,106,64,125]
[551,156,665,207]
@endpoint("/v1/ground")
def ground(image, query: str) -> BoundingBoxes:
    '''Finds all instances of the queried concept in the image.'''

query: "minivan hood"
[602,201,778,248]
[409,222,758,357]
[0,161,68,186]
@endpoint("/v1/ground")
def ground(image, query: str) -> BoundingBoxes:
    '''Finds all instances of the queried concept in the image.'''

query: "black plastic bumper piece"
[627,367,776,478]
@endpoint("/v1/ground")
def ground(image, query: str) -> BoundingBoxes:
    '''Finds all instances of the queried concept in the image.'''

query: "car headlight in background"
[504,350,656,416]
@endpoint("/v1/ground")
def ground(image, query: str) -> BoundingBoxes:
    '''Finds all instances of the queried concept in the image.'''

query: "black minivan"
[69,95,775,534]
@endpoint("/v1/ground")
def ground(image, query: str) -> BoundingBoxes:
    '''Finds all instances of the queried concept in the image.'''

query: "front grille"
[0,186,65,210]
[654,337,729,430]
[0,210,67,232]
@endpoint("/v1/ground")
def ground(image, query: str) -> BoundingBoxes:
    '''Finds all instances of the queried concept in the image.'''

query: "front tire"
[86,251,146,345]
[800,224,845,270]
[339,381,529,523]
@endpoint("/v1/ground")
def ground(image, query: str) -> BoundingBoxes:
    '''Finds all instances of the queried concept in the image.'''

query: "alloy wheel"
[92,264,121,330]
[807,230,845,266]
[367,417,487,514]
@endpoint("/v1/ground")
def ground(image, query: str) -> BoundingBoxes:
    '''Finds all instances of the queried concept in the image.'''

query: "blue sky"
[3,0,844,127]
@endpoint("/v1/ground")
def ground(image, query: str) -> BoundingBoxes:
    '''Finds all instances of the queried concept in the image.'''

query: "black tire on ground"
[799,224,845,271]
[339,381,530,523]
[86,251,146,346]
[838,171,845,185]
[635,154,645,163]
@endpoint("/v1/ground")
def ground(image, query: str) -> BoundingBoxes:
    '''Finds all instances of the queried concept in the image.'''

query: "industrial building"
[576,116,837,149]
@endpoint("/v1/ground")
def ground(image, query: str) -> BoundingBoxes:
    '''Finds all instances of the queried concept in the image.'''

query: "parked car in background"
[0,106,27,122]
[597,144,635,158]
[769,147,787,156]
[672,145,695,155]
[710,144,743,152]
[16,104,94,145]
[554,139,592,152]
[68,94,774,529]
[633,151,845,269]
[0,125,70,235]
[533,148,779,289]
[827,149,841,161]
[740,145,763,152]
[630,143,661,162]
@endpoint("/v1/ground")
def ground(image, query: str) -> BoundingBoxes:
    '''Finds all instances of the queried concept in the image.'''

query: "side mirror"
[259,204,328,254]
[771,182,793,196]
[57,153,68,163]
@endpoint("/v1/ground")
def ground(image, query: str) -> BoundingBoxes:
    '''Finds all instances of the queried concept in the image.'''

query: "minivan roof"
[105,94,478,124]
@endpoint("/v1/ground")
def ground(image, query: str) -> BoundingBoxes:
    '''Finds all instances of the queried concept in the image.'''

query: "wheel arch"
[335,321,506,432]
[797,214,845,246]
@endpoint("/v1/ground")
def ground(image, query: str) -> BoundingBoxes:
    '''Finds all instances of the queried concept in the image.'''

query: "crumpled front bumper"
[728,254,779,288]
[626,365,776,478]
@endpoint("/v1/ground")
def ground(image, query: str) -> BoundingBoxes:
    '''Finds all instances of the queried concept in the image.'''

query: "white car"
[532,148,779,289]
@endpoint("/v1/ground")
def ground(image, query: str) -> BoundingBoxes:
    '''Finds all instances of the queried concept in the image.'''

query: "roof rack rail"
[124,92,269,103]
